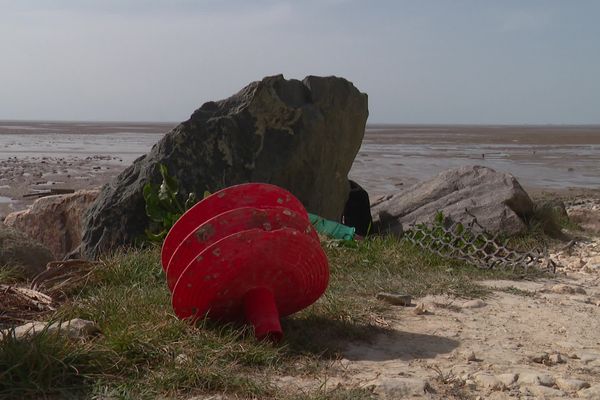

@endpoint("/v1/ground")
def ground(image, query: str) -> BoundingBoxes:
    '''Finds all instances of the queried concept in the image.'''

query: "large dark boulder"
[80,75,368,259]
[371,165,535,236]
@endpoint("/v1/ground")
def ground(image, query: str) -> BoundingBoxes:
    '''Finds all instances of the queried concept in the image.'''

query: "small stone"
[579,353,599,363]
[548,353,566,365]
[372,377,432,398]
[466,351,479,362]
[549,284,587,295]
[474,374,505,391]
[413,303,427,315]
[2,318,100,340]
[579,384,600,399]
[496,373,518,387]
[518,372,555,387]
[556,378,590,392]
[529,352,550,364]
[462,299,486,309]
[376,292,412,306]
[522,385,565,398]
[175,353,190,365]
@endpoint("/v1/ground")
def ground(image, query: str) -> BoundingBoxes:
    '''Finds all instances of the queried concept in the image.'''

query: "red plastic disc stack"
[161,183,329,341]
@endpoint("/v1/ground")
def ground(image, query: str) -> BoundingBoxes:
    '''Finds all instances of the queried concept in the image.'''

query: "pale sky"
[1,0,599,124]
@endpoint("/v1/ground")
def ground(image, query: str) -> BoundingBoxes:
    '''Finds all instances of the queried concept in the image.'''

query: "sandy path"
[280,203,600,399]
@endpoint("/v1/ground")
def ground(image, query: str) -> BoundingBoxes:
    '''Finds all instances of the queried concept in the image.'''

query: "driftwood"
[23,188,75,199]
[0,285,55,325]
[31,259,97,299]
[1,259,97,326]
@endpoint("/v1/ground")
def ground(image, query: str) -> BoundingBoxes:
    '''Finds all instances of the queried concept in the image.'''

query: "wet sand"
[350,125,600,196]
[1,122,599,218]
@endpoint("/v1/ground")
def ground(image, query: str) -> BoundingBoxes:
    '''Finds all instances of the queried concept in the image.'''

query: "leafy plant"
[143,164,198,241]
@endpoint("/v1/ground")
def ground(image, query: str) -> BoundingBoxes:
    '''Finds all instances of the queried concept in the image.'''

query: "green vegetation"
[143,164,198,241]
[0,264,25,284]
[1,235,532,399]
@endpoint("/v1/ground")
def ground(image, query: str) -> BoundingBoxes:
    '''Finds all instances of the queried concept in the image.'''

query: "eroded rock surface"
[4,190,99,259]
[80,75,368,259]
[0,224,53,278]
[371,165,534,236]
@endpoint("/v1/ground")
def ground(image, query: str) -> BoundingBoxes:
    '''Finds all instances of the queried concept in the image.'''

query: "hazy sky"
[1,0,599,124]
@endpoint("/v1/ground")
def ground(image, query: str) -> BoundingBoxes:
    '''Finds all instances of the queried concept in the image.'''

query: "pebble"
[530,352,566,366]
[413,303,427,315]
[518,372,555,387]
[376,292,412,306]
[473,373,505,391]
[521,385,565,398]
[175,353,190,365]
[548,353,566,365]
[1,318,100,340]
[466,351,480,362]
[372,377,432,398]
[495,373,518,387]
[462,299,486,309]
[549,284,587,295]
[579,353,599,364]
[579,384,600,399]
[529,352,550,364]
[556,378,590,392]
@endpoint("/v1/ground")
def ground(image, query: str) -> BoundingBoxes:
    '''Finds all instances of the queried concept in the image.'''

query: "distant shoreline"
[1,121,599,218]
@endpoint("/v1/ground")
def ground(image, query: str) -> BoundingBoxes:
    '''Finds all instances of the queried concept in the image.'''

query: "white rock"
[549,284,586,295]
[413,303,428,315]
[556,378,590,392]
[549,353,566,365]
[462,299,486,309]
[376,292,412,306]
[579,384,600,399]
[466,351,479,362]
[521,385,565,398]
[518,372,555,387]
[579,353,599,363]
[474,374,506,391]
[495,373,518,387]
[1,318,99,340]
[372,377,432,398]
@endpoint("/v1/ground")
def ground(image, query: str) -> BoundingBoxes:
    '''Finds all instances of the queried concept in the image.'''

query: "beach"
[1,121,599,217]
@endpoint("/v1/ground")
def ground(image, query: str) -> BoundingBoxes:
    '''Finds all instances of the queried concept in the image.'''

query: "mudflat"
[1,122,599,217]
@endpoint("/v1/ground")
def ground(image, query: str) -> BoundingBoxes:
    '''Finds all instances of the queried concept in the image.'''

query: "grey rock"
[0,224,54,278]
[80,75,368,259]
[371,165,534,236]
